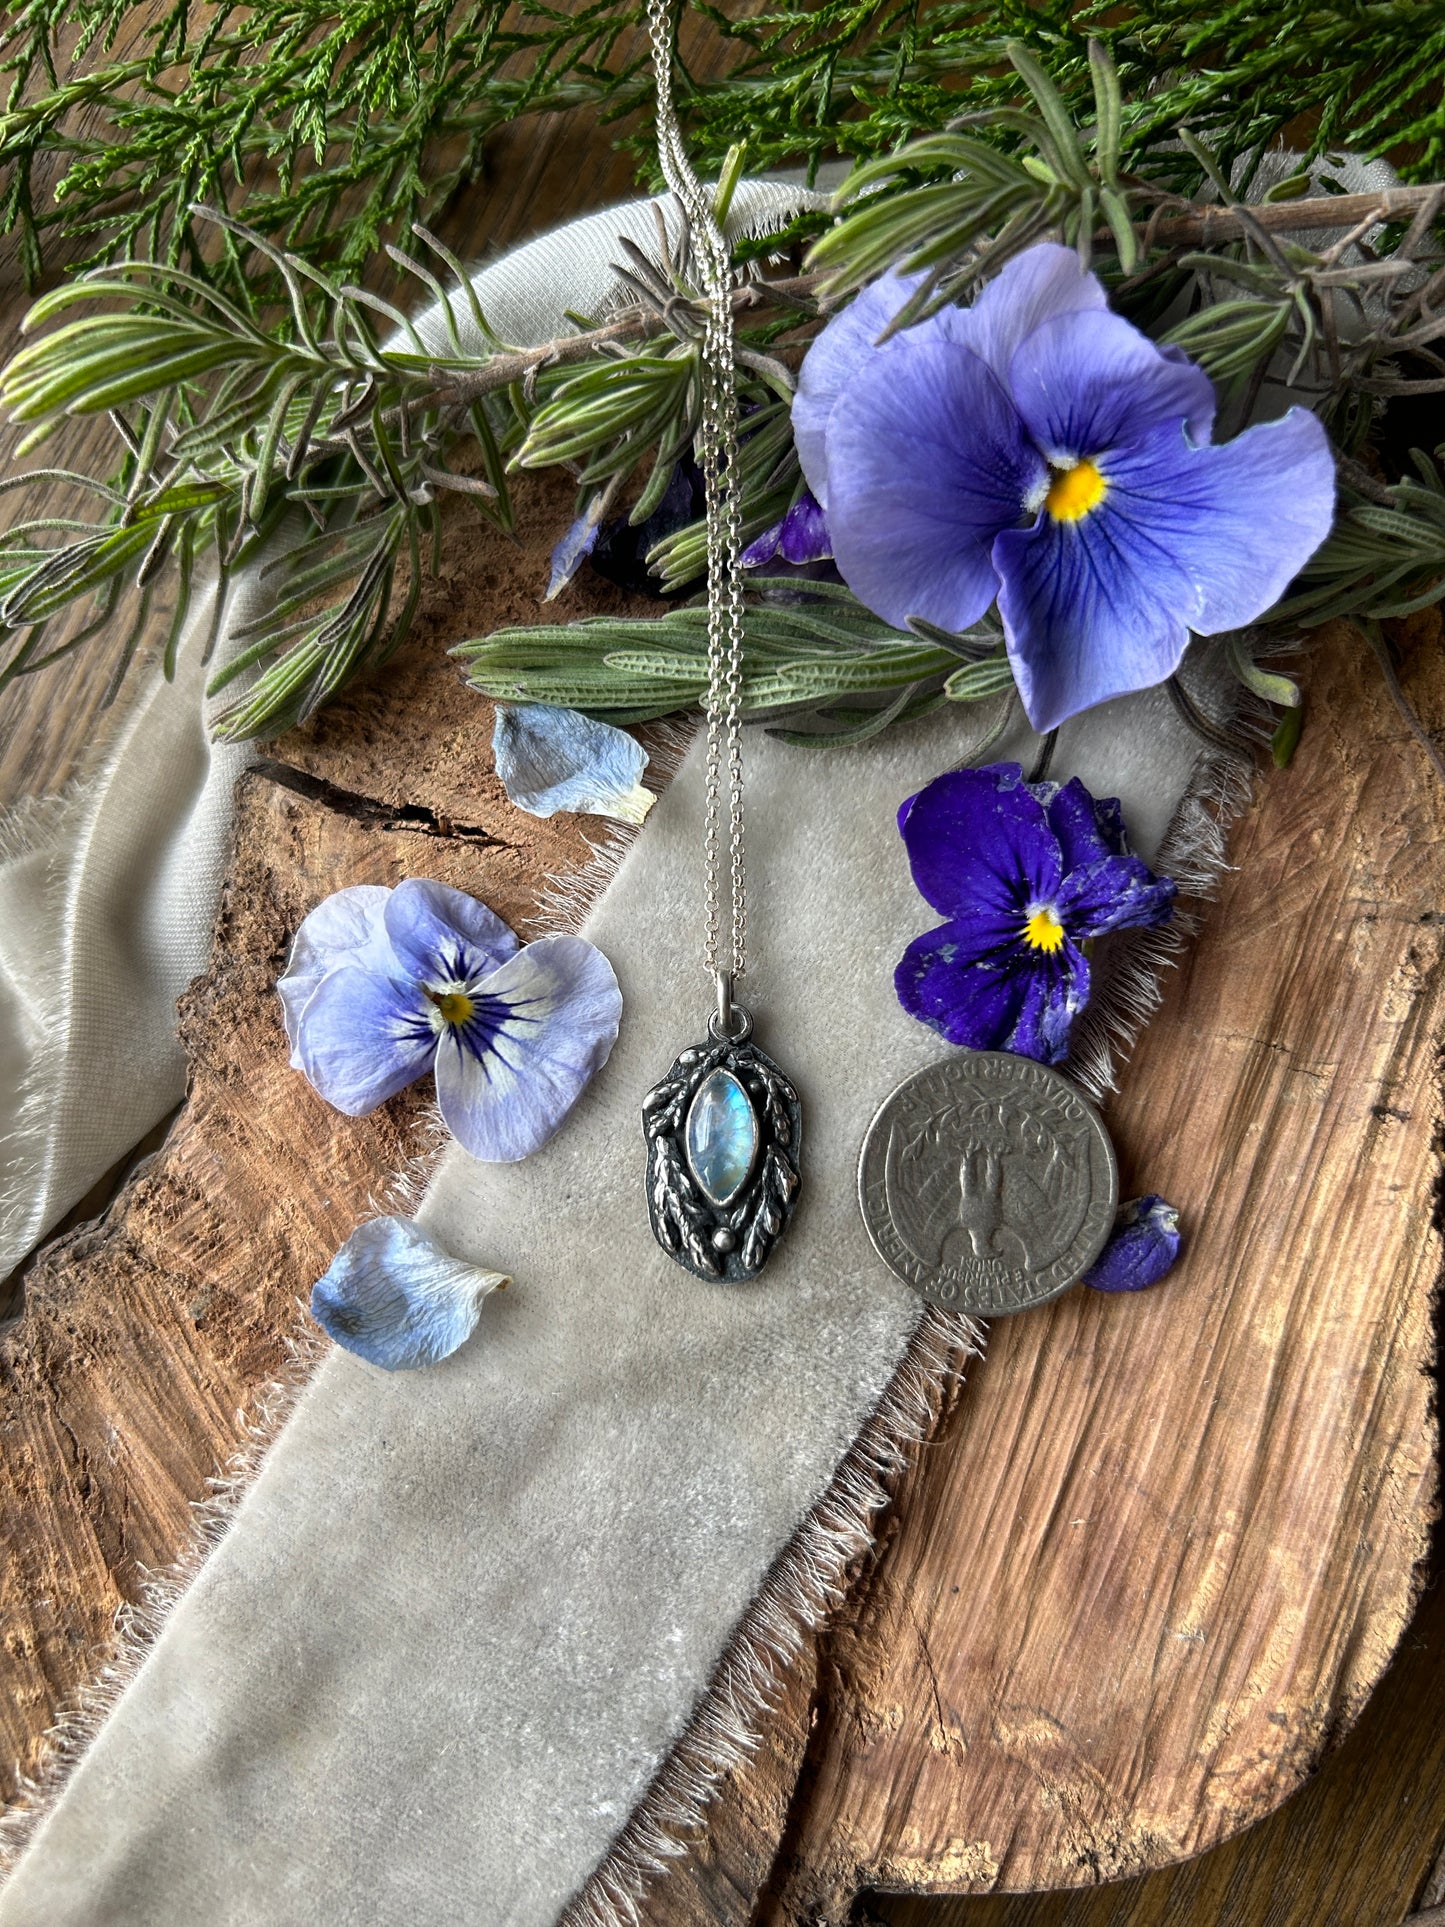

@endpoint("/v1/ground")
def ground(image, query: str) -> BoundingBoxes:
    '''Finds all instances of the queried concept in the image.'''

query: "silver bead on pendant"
[642,1005,801,1283]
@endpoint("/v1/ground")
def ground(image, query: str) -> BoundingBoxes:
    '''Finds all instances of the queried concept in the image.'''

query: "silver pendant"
[858,1051,1116,1317]
[643,1007,801,1283]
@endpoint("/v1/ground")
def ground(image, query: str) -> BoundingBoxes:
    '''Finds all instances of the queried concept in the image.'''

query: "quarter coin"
[858,1051,1118,1316]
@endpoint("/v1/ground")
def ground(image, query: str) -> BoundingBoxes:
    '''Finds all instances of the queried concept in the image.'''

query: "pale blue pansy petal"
[797,248,1106,511]
[1106,407,1336,636]
[492,703,654,825]
[277,884,392,1066]
[898,764,1061,922]
[1083,1195,1182,1293]
[826,341,1045,634]
[310,1215,509,1370]
[1007,308,1218,463]
[964,241,1110,387]
[996,403,1336,732]
[382,877,519,987]
[1157,342,1217,442]
[434,933,622,1161]
[292,965,438,1114]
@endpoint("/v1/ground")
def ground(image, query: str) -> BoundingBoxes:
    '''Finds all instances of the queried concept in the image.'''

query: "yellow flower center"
[428,989,475,1025]
[1023,907,1066,954]
[1044,457,1107,522]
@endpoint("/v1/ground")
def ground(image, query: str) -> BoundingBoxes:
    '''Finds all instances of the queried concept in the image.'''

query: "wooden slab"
[759,614,1443,1918]
[0,31,1441,1913]
[1,474,1438,1923]
[627,616,1445,1924]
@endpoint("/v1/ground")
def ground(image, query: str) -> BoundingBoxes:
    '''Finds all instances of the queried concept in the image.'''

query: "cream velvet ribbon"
[0,672,1219,1924]
[0,178,827,1284]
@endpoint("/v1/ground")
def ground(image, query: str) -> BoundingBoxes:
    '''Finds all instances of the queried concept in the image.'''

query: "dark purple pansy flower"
[795,244,1336,732]
[590,458,703,597]
[895,763,1174,1064]
[741,486,834,567]
[1083,1195,1182,1292]
[278,878,622,1161]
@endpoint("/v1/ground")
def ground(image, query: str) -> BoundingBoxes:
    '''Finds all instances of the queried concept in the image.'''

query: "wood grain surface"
[2,20,1444,1925]
[2,524,1440,1920]
[759,619,1444,1918]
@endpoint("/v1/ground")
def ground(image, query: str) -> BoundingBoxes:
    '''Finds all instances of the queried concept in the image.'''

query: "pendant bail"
[711,972,752,1043]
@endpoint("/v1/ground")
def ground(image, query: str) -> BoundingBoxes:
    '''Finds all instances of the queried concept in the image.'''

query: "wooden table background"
[3,21,1445,1927]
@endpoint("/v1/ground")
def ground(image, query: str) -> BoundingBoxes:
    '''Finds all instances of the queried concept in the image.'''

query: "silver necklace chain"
[647,0,748,1028]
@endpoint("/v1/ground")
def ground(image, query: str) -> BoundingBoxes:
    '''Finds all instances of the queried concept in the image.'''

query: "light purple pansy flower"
[795,244,1336,733]
[1083,1195,1182,1292]
[493,702,654,824]
[311,1215,509,1370]
[279,877,622,1161]
[895,762,1174,1064]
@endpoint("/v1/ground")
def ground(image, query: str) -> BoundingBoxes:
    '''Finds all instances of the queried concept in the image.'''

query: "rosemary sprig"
[0,211,516,730]
[454,578,1008,726]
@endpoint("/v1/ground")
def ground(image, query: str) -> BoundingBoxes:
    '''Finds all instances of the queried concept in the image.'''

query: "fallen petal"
[493,703,653,824]
[310,1216,509,1370]
[546,496,608,599]
[1083,1195,1182,1293]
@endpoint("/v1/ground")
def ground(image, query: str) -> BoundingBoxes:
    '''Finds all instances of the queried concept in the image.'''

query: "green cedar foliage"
[2,11,1445,750]
[3,1,1444,296]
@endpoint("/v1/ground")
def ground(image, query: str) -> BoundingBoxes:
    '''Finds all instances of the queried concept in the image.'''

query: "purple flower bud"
[742,487,833,568]
[777,488,833,563]
[1083,1195,1182,1293]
